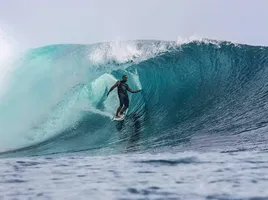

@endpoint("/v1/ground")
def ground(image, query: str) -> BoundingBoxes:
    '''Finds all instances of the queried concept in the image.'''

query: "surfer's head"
[122,75,128,82]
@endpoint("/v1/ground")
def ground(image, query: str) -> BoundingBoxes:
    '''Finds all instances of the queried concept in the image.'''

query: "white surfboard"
[112,110,128,121]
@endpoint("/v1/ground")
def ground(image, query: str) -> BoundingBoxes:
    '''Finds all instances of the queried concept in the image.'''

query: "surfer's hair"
[122,75,127,78]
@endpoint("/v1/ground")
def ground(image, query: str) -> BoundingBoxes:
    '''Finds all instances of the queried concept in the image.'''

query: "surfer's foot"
[115,115,120,118]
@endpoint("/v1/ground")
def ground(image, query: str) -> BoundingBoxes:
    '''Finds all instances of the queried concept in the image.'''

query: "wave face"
[1,40,268,157]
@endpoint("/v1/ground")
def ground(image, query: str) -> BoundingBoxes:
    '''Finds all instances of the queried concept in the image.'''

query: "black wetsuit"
[117,81,129,107]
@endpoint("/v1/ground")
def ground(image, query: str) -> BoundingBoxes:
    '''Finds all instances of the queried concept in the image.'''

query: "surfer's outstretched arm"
[107,81,120,96]
[127,87,141,93]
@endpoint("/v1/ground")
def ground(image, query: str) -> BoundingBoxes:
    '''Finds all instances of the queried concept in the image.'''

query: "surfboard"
[112,110,128,121]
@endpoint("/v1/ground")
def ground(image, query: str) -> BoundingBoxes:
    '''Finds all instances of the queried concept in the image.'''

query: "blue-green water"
[0,40,268,199]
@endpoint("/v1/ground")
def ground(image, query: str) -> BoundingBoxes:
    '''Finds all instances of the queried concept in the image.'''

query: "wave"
[1,39,268,157]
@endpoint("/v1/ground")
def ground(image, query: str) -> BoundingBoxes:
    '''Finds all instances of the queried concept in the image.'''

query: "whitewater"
[0,39,268,199]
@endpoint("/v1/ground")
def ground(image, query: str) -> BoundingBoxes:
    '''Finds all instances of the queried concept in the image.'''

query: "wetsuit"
[117,81,129,107]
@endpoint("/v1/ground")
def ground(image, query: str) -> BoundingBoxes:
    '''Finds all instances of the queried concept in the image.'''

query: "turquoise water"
[0,40,268,199]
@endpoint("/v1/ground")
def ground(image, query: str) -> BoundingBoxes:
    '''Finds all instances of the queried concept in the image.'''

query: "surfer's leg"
[116,95,124,117]
[116,105,123,118]
[120,96,129,115]
[120,105,128,115]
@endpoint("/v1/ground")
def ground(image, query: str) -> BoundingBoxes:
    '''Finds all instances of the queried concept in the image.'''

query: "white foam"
[89,40,172,66]
[176,35,223,47]
[176,35,202,45]
[89,41,141,64]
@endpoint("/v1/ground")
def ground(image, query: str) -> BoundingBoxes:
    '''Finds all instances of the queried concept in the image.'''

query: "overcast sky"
[0,0,268,50]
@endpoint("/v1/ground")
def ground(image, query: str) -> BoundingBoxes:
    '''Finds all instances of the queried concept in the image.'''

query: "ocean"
[0,40,268,199]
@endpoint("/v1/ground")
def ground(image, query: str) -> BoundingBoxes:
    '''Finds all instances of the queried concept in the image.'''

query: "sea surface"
[0,39,268,199]
[1,151,268,200]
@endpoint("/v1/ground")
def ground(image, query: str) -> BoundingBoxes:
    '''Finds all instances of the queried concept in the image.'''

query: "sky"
[0,0,268,50]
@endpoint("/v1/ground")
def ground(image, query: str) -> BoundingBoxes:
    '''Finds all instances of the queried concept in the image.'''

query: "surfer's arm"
[127,87,141,93]
[107,81,120,96]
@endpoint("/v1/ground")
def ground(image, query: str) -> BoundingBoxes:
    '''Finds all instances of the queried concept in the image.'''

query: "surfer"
[107,75,141,118]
